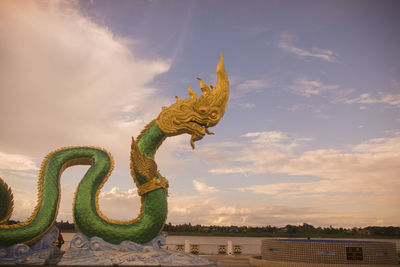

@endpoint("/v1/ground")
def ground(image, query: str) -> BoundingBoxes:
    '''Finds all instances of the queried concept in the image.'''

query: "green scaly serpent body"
[0,122,167,246]
[0,55,229,248]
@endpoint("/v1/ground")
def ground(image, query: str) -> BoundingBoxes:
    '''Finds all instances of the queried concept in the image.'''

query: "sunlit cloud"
[16,182,395,227]
[6,188,37,221]
[290,76,339,97]
[201,130,400,226]
[192,179,219,194]
[279,103,331,120]
[209,131,400,213]
[391,79,400,89]
[238,103,255,109]
[94,190,394,227]
[277,39,337,62]
[242,131,288,144]
[0,0,170,162]
[340,92,400,108]
[231,78,275,101]
[352,133,400,153]
[98,187,142,221]
[0,152,38,171]
[211,132,400,179]
[237,79,266,92]
[241,131,311,154]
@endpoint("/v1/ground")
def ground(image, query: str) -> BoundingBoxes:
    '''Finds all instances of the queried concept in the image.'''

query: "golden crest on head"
[156,54,229,149]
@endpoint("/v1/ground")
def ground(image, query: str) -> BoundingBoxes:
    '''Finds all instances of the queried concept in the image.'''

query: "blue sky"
[0,0,399,227]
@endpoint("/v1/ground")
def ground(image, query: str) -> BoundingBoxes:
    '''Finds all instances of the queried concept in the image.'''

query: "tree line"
[163,223,400,237]
[6,220,400,237]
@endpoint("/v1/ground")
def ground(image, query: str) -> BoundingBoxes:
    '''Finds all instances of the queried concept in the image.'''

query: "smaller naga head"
[156,54,229,149]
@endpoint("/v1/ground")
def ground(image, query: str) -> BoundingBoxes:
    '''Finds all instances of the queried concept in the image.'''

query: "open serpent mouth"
[188,120,215,149]
[190,120,215,135]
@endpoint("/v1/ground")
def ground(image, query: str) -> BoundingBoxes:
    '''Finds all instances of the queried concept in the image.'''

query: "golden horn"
[187,86,197,100]
[197,78,211,94]
[212,54,229,115]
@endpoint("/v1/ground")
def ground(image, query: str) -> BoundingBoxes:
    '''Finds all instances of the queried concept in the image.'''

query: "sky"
[0,0,399,228]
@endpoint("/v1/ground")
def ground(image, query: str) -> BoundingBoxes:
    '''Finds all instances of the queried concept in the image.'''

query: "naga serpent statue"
[0,55,229,246]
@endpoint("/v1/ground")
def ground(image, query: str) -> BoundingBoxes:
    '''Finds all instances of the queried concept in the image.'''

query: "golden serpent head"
[156,55,229,149]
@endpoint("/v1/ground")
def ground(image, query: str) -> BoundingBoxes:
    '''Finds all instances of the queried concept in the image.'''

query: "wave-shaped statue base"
[59,232,211,266]
[0,226,64,265]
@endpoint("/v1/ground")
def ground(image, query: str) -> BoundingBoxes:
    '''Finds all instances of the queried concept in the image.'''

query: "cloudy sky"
[1,0,399,228]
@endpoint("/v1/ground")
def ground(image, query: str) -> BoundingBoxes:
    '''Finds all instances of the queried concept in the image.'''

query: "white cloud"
[352,134,400,153]
[240,131,309,154]
[238,103,255,109]
[391,79,400,89]
[280,103,330,119]
[0,0,170,162]
[98,187,142,221]
[231,78,275,102]
[99,186,139,200]
[236,79,266,92]
[277,40,336,62]
[209,132,400,209]
[0,152,38,171]
[290,76,339,97]
[13,182,396,227]
[242,131,288,144]
[167,193,393,227]
[57,184,76,222]
[236,182,308,195]
[8,189,37,221]
[203,131,400,226]
[341,93,400,108]
[380,94,400,106]
[192,179,219,194]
